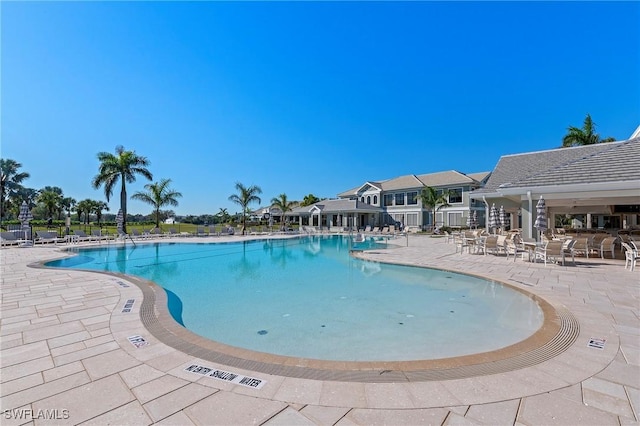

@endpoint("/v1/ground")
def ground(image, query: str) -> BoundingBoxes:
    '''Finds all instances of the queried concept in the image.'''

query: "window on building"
[373,195,378,205]
[448,212,463,226]
[395,193,405,205]
[383,194,393,206]
[361,197,365,203]
[407,191,418,205]
[366,196,371,204]
[448,188,462,204]
[394,214,404,225]
[406,213,418,226]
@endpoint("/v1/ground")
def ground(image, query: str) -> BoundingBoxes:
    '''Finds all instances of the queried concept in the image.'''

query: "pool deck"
[1,234,638,425]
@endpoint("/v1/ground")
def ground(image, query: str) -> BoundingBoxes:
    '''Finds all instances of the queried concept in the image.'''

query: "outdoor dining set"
[447,228,639,271]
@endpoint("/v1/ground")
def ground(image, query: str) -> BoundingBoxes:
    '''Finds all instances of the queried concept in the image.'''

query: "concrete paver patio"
[1,234,638,425]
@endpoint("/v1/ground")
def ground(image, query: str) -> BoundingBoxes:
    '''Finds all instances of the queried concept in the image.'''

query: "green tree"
[92,145,152,233]
[270,193,297,226]
[61,197,76,219]
[562,114,616,147]
[37,189,63,221]
[131,178,182,228]
[420,186,452,231]
[228,182,262,235]
[0,159,30,222]
[76,199,95,224]
[93,201,109,226]
[300,193,320,207]
[217,208,230,224]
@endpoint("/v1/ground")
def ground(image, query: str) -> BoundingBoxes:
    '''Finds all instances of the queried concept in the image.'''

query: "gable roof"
[338,170,488,198]
[415,170,481,187]
[289,199,382,215]
[474,138,640,195]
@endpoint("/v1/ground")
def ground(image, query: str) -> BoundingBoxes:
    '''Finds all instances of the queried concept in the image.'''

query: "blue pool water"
[48,235,544,361]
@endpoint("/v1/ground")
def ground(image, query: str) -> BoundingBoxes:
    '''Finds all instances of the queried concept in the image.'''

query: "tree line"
[1,146,322,234]
[1,114,615,232]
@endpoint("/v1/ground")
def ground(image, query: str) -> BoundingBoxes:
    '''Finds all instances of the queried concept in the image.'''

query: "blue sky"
[2,1,639,216]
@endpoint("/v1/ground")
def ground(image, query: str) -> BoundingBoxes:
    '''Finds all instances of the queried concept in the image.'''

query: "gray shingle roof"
[289,199,382,214]
[338,170,488,198]
[474,138,640,194]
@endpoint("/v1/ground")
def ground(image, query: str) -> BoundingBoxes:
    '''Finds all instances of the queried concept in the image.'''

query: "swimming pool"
[48,235,544,362]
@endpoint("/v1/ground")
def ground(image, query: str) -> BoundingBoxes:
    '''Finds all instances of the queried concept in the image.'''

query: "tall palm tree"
[562,114,616,147]
[420,186,452,231]
[228,182,262,235]
[0,159,30,222]
[92,146,152,233]
[270,193,297,227]
[131,179,182,228]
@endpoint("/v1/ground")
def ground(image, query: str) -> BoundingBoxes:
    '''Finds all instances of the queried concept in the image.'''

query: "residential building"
[288,170,490,231]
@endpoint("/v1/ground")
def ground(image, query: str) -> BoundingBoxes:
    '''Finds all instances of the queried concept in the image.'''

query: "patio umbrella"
[116,209,124,235]
[499,205,506,233]
[466,213,472,229]
[472,210,478,229]
[488,203,498,234]
[17,201,33,242]
[534,197,547,239]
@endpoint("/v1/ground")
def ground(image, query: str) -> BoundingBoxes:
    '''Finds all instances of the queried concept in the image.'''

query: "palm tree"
[420,186,452,231]
[300,193,320,207]
[92,145,152,233]
[270,193,297,228]
[217,207,230,224]
[76,199,96,224]
[228,182,262,235]
[131,178,182,228]
[0,159,30,222]
[37,189,63,222]
[61,197,76,220]
[562,114,616,147]
[93,201,109,226]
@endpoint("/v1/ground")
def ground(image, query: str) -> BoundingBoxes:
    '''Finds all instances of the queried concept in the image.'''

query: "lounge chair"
[453,233,469,254]
[1,231,27,246]
[36,231,65,245]
[146,228,163,238]
[130,229,147,240]
[562,239,576,265]
[480,235,500,256]
[571,237,591,258]
[535,240,565,266]
[91,229,111,241]
[504,237,526,262]
[196,226,207,237]
[621,242,639,271]
[72,230,93,242]
[599,237,618,259]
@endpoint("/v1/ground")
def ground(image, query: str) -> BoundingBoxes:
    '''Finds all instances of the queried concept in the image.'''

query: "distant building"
[288,170,490,231]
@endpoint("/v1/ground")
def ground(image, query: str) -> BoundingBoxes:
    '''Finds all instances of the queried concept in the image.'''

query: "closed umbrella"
[17,201,33,244]
[499,205,506,234]
[466,213,472,229]
[488,203,498,234]
[116,209,124,236]
[534,197,547,240]
[472,210,478,229]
